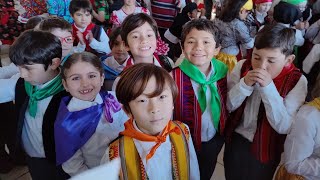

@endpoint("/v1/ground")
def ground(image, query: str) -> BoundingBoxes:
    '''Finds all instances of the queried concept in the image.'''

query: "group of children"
[0,0,320,180]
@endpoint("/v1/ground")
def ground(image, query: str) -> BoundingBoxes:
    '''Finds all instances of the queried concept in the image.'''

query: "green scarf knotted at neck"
[179,58,228,130]
[25,75,64,118]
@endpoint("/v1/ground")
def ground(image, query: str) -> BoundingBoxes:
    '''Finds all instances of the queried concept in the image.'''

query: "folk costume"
[72,23,111,57]
[224,59,308,180]
[55,92,127,176]
[103,119,200,180]
[172,58,228,180]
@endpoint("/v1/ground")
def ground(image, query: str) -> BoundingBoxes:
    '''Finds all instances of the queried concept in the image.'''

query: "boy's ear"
[50,58,61,70]
[213,45,221,56]
[62,79,69,92]
[285,54,295,66]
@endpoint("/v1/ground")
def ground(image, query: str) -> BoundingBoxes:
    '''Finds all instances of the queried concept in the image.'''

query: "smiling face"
[183,28,220,75]
[72,9,92,29]
[128,76,174,135]
[251,47,294,79]
[126,22,157,62]
[62,61,104,101]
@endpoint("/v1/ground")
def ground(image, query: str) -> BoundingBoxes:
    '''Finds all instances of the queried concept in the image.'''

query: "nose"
[80,77,89,87]
[259,61,268,70]
[149,100,160,114]
[194,41,203,50]
[140,35,148,44]
[119,42,125,51]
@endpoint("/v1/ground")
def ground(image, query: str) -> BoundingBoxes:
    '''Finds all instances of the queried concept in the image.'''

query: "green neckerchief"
[24,74,64,118]
[179,58,228,130]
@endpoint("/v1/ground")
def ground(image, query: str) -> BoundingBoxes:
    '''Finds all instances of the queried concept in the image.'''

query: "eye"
[187,41,194,44]
[138,99,147,103]
[89,74,97,78]
[268,60,275,63]
[160,95,167,99]
[132,35,138,39]
[71,76,80,81]
[204,41,210,44]
[147,34,154,37]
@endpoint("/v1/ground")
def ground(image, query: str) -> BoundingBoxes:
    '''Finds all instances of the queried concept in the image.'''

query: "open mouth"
[140,46,151,51]
[79,89,93,94]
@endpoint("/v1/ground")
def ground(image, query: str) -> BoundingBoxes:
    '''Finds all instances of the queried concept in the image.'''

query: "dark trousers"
[0,102,17,172]
[26,156,70,180]
[196,133,224,180]
[204,0,213,20]
[223,133,279,180]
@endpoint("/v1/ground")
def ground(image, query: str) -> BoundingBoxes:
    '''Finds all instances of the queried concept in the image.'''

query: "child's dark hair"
[109,27,122,49]
[69,0,93,16]
[273,2,302,26]
[254,24,295,57]
[116,63,178,114]
[37,17,72,33]
[25,16,46,30]
[181,18,221,48]
[219,0,248,22]
[9,30,62,70]
[121,13,158,46]
[61,52,103,80]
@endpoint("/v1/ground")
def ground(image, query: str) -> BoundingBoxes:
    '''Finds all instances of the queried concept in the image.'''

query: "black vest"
[14,78,69,163]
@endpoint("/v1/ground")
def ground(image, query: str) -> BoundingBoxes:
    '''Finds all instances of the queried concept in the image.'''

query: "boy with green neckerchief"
[2,30,70,180]
[172,18,228,180]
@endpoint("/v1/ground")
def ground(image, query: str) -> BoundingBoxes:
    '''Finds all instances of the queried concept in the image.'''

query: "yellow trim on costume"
[171,121,190,180]
[216,52,237,72]
[242,0,253,10]
[109,121,190,180]
[274,165,304,180]
[307,97,320,111]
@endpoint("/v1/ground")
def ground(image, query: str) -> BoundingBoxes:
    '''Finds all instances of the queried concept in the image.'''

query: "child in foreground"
[224,24,308,180]
[54,52,128,176]
[101,63,200,180]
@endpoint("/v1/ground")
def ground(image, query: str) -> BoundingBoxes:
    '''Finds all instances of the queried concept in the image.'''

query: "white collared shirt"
[227,60,307,141]
[103,55,130,73]
[62,92,128,176]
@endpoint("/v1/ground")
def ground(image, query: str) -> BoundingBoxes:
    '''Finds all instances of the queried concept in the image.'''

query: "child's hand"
[250,68,272,87]
[76,31,85,45]
[86,31,94,43]
[244,70,257,87]
[200,8,206,17]
[295,22,305,30]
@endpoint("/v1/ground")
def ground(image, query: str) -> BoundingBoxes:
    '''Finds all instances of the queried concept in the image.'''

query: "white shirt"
[303,44,320,74]
[62,93,128,176]
[101,121,200,180]
[0,63,19,79]
[227,60,307,141]
[190,63,217,142]
[21,75,61,157]
[74,24,111,54]
[0,73,20,103]
[284,104,320,180]
[103,55,129,73]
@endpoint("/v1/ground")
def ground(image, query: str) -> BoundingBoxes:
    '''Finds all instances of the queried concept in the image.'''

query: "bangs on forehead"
[131,71,167,100]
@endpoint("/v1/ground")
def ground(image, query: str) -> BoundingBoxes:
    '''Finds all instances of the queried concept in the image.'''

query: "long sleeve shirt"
[227,60,308,141]
[284,104,320,180]
[62,93,128,176]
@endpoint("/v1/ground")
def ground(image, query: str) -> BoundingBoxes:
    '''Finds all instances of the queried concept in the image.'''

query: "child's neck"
[198,63,212,77]
[115,57,128,65]
[133,55,154,64]
[122,4,135,14]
